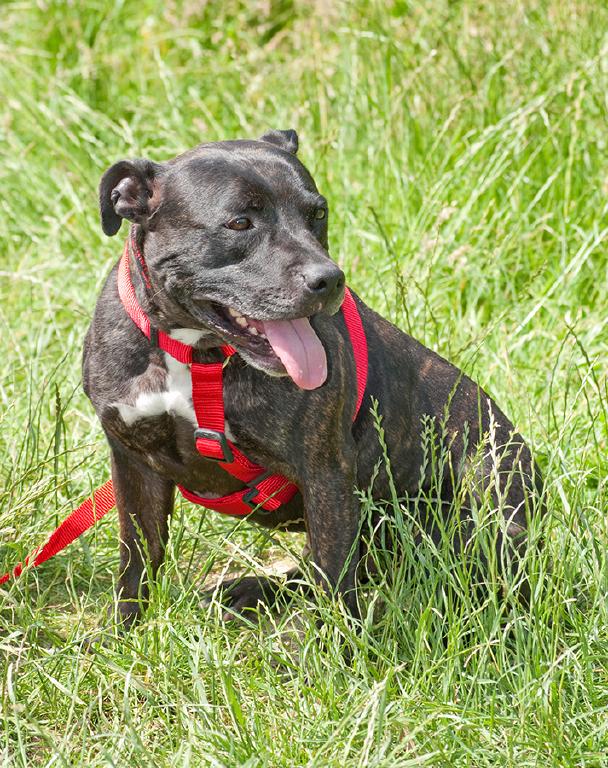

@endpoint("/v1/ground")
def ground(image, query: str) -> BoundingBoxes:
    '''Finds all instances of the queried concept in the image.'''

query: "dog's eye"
[226,217,252,231]
[314,208,327,220]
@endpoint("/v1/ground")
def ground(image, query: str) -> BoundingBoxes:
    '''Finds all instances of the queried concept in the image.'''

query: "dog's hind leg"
[110,447,175,628]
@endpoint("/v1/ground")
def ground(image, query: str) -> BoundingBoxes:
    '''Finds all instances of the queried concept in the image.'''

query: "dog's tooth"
[249,327,259,336]
[235,316,247,328]
[228,307,239,318]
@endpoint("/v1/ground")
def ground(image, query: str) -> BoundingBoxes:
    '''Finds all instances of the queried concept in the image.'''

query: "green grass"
[1,0,607,765]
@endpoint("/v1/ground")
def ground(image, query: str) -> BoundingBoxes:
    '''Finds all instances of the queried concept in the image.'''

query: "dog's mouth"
[200,303,327,390]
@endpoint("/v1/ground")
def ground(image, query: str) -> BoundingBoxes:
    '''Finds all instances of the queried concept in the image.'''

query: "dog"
[83,129,542,628]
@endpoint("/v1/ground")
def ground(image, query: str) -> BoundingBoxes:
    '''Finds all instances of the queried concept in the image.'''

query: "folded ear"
[258,129,299,155]
[99,158,163,236]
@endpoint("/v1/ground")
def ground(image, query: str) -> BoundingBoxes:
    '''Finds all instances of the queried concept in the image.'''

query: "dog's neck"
[128,227,223,355]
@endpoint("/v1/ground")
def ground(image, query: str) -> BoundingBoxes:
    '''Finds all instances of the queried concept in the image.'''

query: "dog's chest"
[105,340,248,498]
[116,353,195,427]
[114,329,237,441]
[103,335,306,527]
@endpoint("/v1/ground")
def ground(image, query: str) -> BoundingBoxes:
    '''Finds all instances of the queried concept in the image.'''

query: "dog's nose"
[302,263,345,299]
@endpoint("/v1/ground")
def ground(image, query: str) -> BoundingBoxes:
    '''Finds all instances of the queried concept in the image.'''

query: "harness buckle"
[242,471,273,510]
[194,428,234,463]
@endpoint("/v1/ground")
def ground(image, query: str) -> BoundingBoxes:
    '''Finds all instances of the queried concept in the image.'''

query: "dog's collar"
[116,234,369,518]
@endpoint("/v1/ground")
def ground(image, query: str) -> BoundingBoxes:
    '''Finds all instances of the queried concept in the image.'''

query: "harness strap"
[188,359,299,514]
[341,288,368,417]
[178,471,295,517]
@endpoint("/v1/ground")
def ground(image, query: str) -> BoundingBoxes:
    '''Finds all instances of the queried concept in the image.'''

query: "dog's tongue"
[262,317,327,390]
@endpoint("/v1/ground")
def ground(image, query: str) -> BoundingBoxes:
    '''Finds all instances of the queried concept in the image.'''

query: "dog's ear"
[258,129,299,155]
[99,159,163,236]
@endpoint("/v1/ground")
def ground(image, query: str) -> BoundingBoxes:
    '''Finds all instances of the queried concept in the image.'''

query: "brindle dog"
[84,129,541,628]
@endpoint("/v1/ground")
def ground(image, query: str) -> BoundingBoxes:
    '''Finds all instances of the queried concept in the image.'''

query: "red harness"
[0,239,368,584]
[118,238,368,517]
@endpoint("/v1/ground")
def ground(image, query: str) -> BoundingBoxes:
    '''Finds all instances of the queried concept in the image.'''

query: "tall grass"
[1,1,607,765]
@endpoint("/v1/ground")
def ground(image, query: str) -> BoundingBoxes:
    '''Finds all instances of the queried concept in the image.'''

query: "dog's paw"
[204,575,280,622]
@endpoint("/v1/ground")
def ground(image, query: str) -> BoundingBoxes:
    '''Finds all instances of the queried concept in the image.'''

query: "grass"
[1,0,607,765]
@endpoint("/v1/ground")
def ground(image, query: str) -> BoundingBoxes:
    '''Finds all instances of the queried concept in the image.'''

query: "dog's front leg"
[110,448,175,628]
[302,449,360,620]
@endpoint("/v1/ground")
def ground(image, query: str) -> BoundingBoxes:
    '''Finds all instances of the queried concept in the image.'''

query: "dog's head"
[99,130,344,390]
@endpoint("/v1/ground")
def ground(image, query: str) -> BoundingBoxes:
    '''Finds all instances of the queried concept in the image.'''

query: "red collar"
[117,236,368,517]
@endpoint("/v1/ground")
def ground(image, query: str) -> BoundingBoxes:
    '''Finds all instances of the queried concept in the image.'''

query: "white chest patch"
[115,329,236,440]
[117,353,197,427]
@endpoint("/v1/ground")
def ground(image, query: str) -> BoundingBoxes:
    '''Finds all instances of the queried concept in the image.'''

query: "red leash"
[0,481,115,586]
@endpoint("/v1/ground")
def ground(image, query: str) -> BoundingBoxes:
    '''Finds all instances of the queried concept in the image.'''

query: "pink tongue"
[262,317,327,390]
